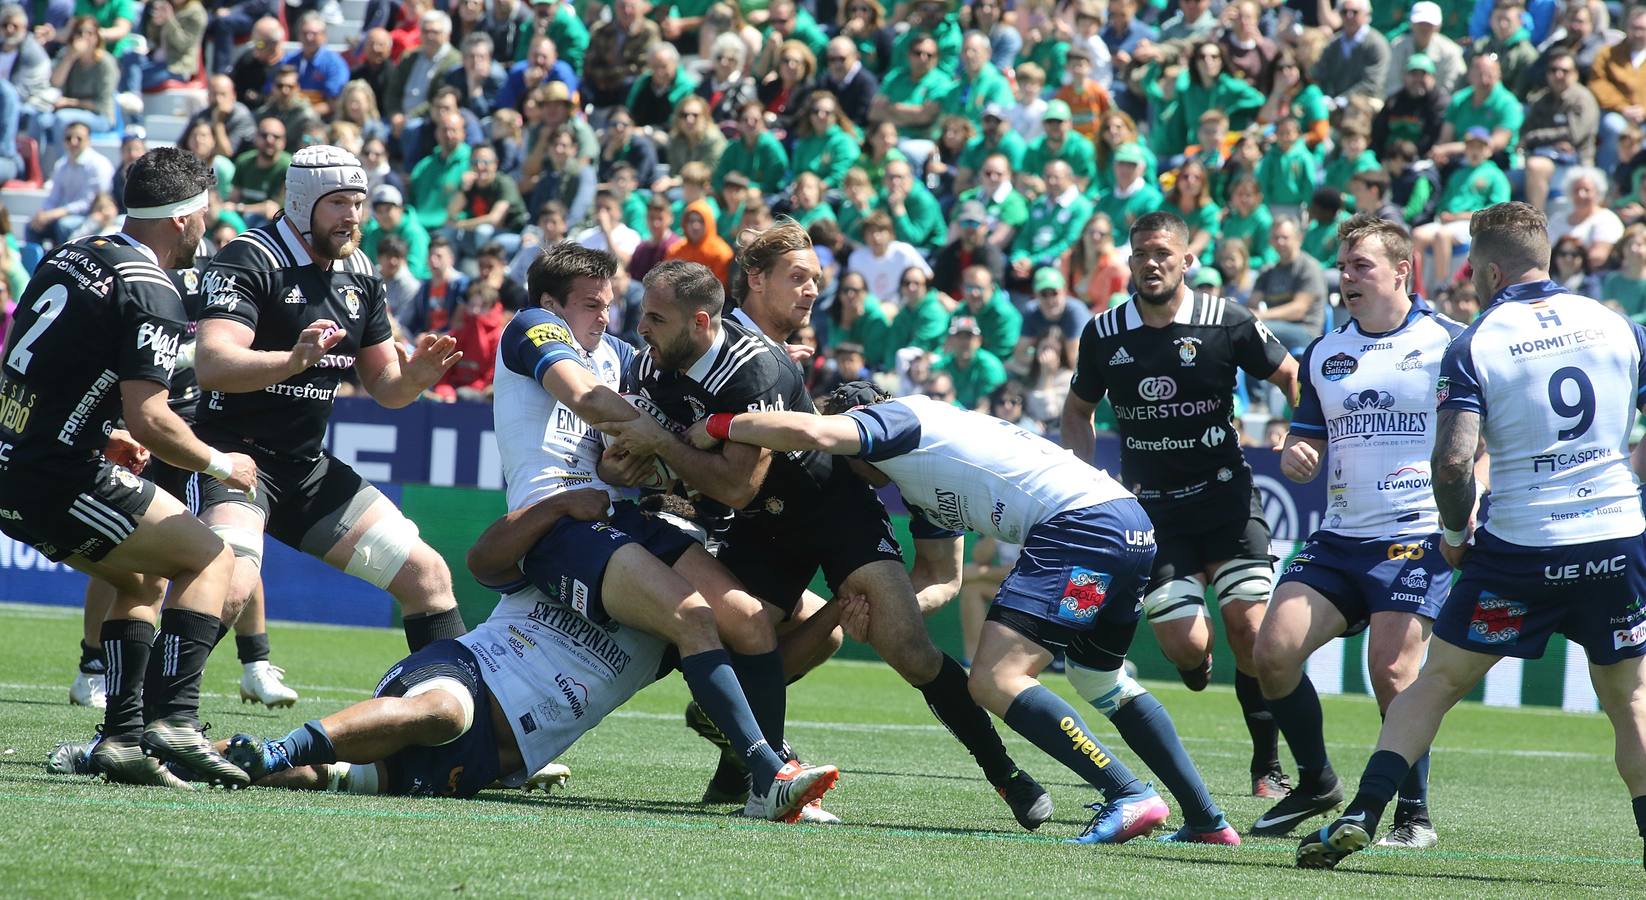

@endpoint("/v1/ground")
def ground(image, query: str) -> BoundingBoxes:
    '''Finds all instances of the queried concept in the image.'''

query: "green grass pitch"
[0,602,1637,897]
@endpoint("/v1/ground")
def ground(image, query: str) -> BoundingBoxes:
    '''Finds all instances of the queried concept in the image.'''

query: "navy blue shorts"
[521,501,696,626]
[1277,531,1450,637]
[373,640,501,799]
[990,499,1157,652]
[1435,530,1646,665]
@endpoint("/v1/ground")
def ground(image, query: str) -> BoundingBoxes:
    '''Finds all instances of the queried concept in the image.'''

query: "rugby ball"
[600,393,682,490]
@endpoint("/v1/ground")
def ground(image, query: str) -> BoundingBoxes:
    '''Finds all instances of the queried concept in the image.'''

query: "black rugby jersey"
[629,316,835,527]
[0,233,186,472]
[1070,291,1288,518]
[166,263,206,419]
[195,216,393,459]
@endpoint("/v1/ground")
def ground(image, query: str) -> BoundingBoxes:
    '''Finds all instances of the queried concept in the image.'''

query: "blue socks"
[730,650,787,756]
[1395,751,1432,821]
[681,650,784,792]
[1108,693,1222,829]
[1266,675,1333,783]
[1345,749,1411,834]
[277,719,337,770]
[1003,684,1143,803]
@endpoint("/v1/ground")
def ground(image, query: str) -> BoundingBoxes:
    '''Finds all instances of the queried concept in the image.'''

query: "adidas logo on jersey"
[283,286,306,304]
[877,538,898,554]
[1109,347,1134,366]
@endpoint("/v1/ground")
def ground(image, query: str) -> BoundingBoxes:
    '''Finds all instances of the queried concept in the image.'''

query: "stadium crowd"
[6,0,1646,434]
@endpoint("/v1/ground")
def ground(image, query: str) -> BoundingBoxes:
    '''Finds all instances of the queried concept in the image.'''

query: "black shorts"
[373,640,502,799]
[144,458,198,513]
[195,435,383,557]
[715,469,903,617]
[0,459,156,562]
[1144,487,1272,590]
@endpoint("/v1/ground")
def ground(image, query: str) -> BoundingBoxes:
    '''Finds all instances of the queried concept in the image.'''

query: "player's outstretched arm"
[541,357,638,428]
[685,410,864,455]
[196,318,346,393]
[357,334,463,409]
[120,380,257,493]
[466,489,614,587]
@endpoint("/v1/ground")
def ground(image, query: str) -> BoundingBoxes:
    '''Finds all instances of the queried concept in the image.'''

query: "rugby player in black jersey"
[2,148,258,787]
[1061,211,1302,797]
[194,146,466,656]
[606,238,1050,830]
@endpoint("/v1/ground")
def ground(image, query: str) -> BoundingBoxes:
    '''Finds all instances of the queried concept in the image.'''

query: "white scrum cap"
[285,145,368,238]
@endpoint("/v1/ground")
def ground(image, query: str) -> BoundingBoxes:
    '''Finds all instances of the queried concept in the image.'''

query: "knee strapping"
[403,676,475,744]
[210,525,265,568]
[345,513,419,590]
[1213,558,1274,608]
[1142,577,1208,623]
[325,760,382,794]
[1066,660,1148,718]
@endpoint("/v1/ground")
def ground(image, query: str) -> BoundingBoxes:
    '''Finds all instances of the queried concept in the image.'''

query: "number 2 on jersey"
[1547,366,1594,442]
[4,284,69,375]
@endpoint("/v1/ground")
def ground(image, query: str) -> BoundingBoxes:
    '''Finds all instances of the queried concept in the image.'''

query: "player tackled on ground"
[225,489,670,799]
[609,248,1050,830]
[1061,211,1301,797]
[1,148,259,787]
[1298,202,1646,871]
[194,146,468,654]
[477,242,837,822]
[682,381,1242,844]
[1254,214,1464,846]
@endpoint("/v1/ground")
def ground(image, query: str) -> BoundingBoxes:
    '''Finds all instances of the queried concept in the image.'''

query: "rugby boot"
[46,728,104,776]
[141,717,249,788]
[522,762,571,794]
[1376,816,1439,850]
[1251,777,1344,836]
[1159,820,1243,846]
[69,669,106,708]
[1296,813,1373,869]
[996,768,1054,831]
[1251,764,1293,799]
[239,662,299,708]
[224,733,291,783]
[92,733,192,789]
[752,760,840,823]
[1067,785,1171,845]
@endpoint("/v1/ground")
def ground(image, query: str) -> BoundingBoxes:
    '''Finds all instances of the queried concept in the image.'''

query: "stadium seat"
[2,134,43,190]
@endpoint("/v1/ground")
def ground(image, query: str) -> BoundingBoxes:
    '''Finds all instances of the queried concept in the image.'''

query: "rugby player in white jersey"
[682,381,1245,845]
[223,489,669,798]
[1253,214,1465,846]
[1299,202,1646,870]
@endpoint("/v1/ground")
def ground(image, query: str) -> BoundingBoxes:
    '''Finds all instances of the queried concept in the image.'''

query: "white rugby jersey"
[1439,280,1646,546]
[844,394,1133,542]
[493,308,635,511]
[458,586,665,786]
[1291,297,1465,538]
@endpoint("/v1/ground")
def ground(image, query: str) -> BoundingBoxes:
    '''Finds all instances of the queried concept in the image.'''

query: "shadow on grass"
[0,696,78,707]
[1115,843,1617,889]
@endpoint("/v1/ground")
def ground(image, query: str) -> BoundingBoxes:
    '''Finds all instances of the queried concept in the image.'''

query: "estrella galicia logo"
[1322,352,1358,381]
[1343,389,1396,412]
[1138,376,1177,401]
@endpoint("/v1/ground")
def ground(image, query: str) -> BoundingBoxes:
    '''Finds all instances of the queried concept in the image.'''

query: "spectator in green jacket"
[953,265,1023,360]
[1412,126,1510,292]
[1220,174,1277,269]
[788,90,860,188]
[830,270,897,370]
[937,315,1008,410]
[713,100,788,193]
[871,31,954,149]
[1255,116,1319,218]
[955,103,1028,191]
[890,265,953,355]
[882,157,946,252]
[951,152,1031,249]
[1092,142,1163,235]
[361,184,431,280]
[408,109,473,230]
[1023,100,1097,194]
[1010,159,1094,288]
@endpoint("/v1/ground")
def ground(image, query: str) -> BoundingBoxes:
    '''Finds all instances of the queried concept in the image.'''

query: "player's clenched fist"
[1279,439,1321,484]
[685,417,720,450]
[288,318,346,373]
